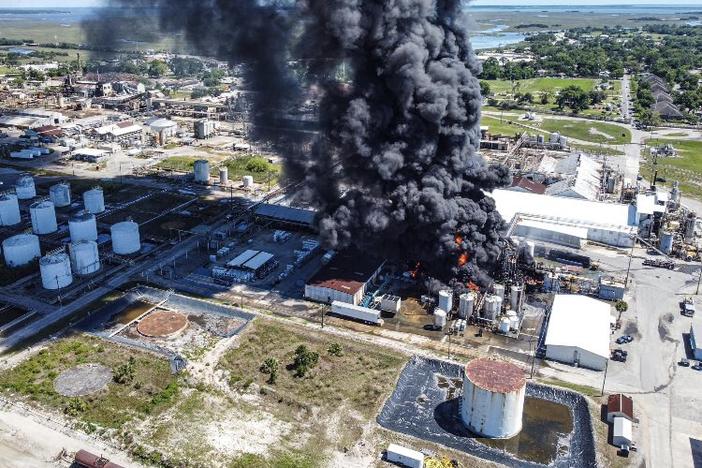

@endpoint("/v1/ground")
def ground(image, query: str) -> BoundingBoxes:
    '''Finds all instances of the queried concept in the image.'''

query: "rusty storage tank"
[461,357,526,439]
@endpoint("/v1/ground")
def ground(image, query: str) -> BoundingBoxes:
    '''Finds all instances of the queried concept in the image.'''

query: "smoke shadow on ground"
[377,356,597,468]
[691,438,702,468]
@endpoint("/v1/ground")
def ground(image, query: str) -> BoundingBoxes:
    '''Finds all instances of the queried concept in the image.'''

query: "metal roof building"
[607,393,634,423]
[254,203,316,229]
[544,294,612,371]
[305,250,384,305]
[493,188,637,248]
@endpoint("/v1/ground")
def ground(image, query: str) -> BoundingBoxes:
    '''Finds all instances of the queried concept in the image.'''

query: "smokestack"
[85,0,510,289]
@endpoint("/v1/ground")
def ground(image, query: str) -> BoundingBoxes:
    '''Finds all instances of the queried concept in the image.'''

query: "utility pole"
[601,359,609,396]
[624,236,636,286]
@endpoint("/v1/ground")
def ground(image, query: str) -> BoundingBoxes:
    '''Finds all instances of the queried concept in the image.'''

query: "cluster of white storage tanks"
[461,357,526,439]
[111,220,141,255]
[0,193,21,226]
[68,211,98,242]
[40,251,73,290]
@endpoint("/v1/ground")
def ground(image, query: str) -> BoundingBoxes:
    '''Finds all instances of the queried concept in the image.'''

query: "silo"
[434,308,447,329]
[219,167,229,185]
[507,310,520,331]
[49,183,71,207]
[493,283,505,301]
[83,187,105,214]
[242,175,254,188]
[15,175,36,200]
[498,317,511,334]
[0,193,21,226]
[111,220,141,255]
[671,181,681,206]
[30,200,58,234]
[40,252,73,290]
[549,132,560,144]
[69,240,100,275]
[68,211,98,242]
[458,292,476,319]
[483,295,502,321]
[2,234,40,267]
[659,231,674,255]
[684,213,696,241]
[509,285,523,312]
[193,160,210,184]
[461,358,526,439]
[438,290,453,313]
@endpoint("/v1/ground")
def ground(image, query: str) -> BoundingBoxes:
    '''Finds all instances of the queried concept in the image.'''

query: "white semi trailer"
[331,301,384,326]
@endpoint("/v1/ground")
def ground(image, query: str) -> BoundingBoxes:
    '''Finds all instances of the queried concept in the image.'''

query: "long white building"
[492,189,637,248]
[544,294,612,371]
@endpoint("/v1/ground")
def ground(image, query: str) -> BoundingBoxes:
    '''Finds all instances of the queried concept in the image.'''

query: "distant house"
[655,101,685,120]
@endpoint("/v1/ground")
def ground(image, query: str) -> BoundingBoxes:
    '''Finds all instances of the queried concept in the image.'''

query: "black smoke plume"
[85,0,510,289]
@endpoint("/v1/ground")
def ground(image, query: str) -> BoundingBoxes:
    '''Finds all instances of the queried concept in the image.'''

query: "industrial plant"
[0,1,700,467]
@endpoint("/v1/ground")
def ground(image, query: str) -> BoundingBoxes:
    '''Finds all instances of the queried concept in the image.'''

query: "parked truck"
[331,301,384,325]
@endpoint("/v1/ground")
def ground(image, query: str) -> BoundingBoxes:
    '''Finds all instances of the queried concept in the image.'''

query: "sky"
[0,0,700,5]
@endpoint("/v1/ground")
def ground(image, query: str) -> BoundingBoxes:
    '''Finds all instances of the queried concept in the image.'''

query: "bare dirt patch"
[53,363,112,397]
[137,311,189,338]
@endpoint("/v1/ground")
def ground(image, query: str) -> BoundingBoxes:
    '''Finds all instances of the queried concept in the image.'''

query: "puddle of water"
[110,300,154,325]
[476,397,572,465]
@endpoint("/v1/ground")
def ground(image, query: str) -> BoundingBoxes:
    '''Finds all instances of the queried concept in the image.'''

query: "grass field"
[570,143,624,157]
[485,78,597,96]
[540,119,631,145]
[485,78,622,119]
[0,335,177,431]
[645,138,702,200]
[157,154,281,184]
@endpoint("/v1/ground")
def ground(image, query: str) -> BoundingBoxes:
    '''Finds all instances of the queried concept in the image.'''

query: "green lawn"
[157,154,281,184]
[481,115,535,137]
[485,78,597,96]
[570,143,624,157]
[645,138,702,200]
[0,335,178,431]
[540,119,631,145]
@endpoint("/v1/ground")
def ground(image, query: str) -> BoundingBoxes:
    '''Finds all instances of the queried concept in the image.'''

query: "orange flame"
[458,252,469,267]
[455,234,463,245]
[409,261,421,279]
[467,281,480,292]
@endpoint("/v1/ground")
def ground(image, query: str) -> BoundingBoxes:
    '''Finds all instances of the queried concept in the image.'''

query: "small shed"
[613,416,633,447]
[607,393,634,423]
[386,443,424,468]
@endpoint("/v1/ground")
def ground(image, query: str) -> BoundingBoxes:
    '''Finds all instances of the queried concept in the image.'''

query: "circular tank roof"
[465,358,525,393]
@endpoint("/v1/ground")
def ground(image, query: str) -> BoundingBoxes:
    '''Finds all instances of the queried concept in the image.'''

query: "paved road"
[621,74,633,123]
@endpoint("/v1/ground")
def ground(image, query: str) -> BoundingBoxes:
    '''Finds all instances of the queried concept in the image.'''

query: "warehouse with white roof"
[544,294,612,371]
[492,189,637,248]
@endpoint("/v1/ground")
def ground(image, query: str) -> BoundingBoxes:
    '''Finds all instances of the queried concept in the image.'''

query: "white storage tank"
[493,283,505,301]
[2,234,40,267]
[458,292,476,319]
[550,132,561,144]
[507,310,520,331]
[438,289,453,313]
[461,357,526,439]
[193,159,210,184]
[111,220,141,255]
[40,252,73,290]
[434,308,447,329]
[14,175,36,200]
[498,317,511,334]
[0,193,21,226]
[83,187,105,214]
[242,175,254,188]
[219,167,229,185]
[69,240,100,275]
[30,200,58,234]
[49,182,71,207]
[68,211,98,242]
[510,285,523,312]
[483,295,502,321]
